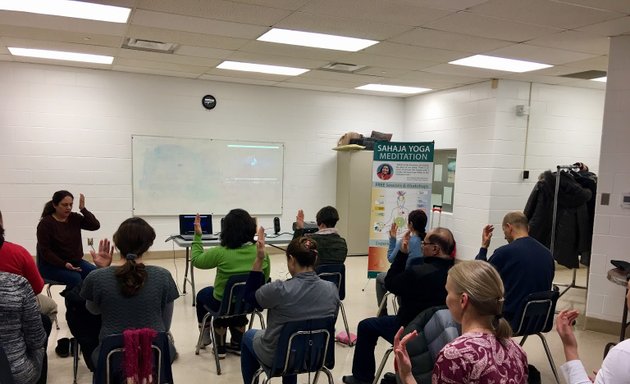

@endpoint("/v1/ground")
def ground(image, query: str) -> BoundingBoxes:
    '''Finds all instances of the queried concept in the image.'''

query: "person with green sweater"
[292,206,347,266]
[192,208,271,358]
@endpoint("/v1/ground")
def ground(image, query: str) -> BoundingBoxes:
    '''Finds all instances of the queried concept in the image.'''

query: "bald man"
[476,211,555,327]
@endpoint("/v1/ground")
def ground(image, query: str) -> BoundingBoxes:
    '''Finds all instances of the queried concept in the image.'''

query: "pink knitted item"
[123,328,158,384]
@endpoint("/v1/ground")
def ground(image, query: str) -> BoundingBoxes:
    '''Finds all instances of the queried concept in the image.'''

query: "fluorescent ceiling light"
[591,76,607,82]
[217,61,308,76]
[356,84,432,95]
[258,28,378,52]
[0,0,130,23]
[449,54,552,73]
[8,47,113,64]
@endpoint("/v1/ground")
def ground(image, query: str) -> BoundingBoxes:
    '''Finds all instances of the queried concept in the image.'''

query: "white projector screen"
[132,135,284,216]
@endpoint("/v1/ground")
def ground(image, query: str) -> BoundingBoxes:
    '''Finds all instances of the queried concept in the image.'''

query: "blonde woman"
[395,260,528,384]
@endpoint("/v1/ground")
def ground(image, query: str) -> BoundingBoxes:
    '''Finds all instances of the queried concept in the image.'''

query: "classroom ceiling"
[1,0,627,96]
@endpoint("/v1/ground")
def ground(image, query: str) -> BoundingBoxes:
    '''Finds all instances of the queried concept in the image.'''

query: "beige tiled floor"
[45,256,618,384]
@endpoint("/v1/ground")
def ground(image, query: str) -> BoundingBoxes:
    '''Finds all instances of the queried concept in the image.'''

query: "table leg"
[183,247,190,294]
[191,257,196,307]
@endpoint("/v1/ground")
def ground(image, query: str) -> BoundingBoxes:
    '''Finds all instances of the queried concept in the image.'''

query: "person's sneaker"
[213,345,227,359]
[225,341,241,355]
[342,375,371,384]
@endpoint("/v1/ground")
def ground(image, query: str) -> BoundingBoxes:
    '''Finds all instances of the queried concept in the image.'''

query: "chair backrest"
[513,289,560,336]
[93,331,173,384]
[0,344,15,384]
[315,264,345,300]
[399,306,461,384]
[217,274,258,317]
[268,317,336,377]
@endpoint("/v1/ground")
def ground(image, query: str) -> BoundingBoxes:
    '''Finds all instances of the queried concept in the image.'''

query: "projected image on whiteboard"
[132,135,284,216]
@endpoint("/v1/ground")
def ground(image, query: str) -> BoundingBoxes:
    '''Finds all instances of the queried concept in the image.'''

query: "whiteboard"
[132,135,284,215]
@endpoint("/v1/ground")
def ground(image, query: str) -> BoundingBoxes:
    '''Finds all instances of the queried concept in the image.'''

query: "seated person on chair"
[376,209,427,316]
[293,206,347,266]
[0,209,57,324]
[0,272,47,384]
[342,227,455,384]
[36,190,100,288]
[556,281,630,383]
[394,260,528,384]
[192,209,271,357]
[81,217,179,366]
[475,211,555,327]
[241,231,339,384]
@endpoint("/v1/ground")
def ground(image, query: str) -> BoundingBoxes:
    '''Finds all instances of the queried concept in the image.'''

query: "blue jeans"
[352,315,400,382]
[241,329,296,384]
[38,258,96,288]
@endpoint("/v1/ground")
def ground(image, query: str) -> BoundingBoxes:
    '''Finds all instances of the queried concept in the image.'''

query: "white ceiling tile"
[486,43,596,65]
[576,16,630,37]
[274,82,346,93]
[398,0,490,11]
[112,65,201,79]
[174,45,234,60]
[390,28,514,53]
[299,69,383,83]
[562,55,609,70]
[362,42,465,63]
[126,26,249,50]
[0,25,122,48]
[236,41,348,62]
[397,70,485,87]
[469,0,622,29]
[555,0,630,14]
[223,0,310,10]
[117,48,219,67]
[226,51,328,69]
[274,11,413,40]
[300,0,451,26]
[526,30,610,55]
[204,67,294,82]
[198,73,279,86]
[355,66,412,78]
[280,75,367,88]
[336,52,439,71]
[114,57,210,74]
[131,10,268,39]
[135,0,292,25]
[423,11,563,42]
[422,62,530,78]
[1,38,118,55]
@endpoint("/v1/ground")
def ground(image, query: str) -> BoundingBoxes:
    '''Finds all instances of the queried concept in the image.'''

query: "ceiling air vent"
[321,62,367,73]
[560,70,606,80]
[122,38,177,54]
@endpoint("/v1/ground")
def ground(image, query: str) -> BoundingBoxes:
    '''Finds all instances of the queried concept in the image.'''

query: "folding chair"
[195,274,265,375]
[316,264,354,346]
[513,289,561,384]
[376,292,398,317]
[93,331,174,384]
[252,316,335,384]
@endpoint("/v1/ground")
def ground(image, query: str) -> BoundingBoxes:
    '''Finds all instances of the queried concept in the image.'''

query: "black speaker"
[273,217,281,234]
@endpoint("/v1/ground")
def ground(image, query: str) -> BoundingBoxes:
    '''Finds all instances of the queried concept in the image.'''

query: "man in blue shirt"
[476,211,555,328]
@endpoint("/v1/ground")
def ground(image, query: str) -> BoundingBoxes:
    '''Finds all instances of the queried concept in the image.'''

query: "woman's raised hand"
[256,226,266,260]
[193,213,202,235]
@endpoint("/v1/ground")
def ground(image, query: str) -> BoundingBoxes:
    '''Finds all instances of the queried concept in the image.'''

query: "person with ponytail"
[80,217,179,366]
[431,260,528,383]
[36,190,101,287]
[240,231,339,384]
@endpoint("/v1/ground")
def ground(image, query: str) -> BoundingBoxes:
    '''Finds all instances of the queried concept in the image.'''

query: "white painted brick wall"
[404,80,604,260]
[588,35,630,322]
[0,62,404,253]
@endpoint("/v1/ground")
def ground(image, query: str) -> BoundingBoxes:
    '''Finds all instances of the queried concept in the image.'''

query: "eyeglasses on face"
[421,241,436,246]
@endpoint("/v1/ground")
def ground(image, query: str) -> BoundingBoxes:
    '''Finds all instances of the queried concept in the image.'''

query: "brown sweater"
[36,208,100,267]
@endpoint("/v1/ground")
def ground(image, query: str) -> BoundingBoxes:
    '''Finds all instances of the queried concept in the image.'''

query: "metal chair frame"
[105,345,162,384]
[44,280,62,330]
[195,275,265,375]
[316,265,354,346]
[513,292,560,384]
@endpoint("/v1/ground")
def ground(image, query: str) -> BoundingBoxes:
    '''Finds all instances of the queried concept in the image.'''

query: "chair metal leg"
[72,338,79,384]
[45,284,60,330]
[518,334,529,346]
[251,368,263,384]
[391,296,398,314]
[195,312,211,355]
[339,302,354,346]
[376,292,390,317]
[322,367,334,384]
[249,310,265,330]
[210,316,222,375]
[537,333,560,384]
[372,347,394,384]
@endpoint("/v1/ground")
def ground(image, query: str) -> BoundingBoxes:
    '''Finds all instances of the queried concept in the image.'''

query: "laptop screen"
[179,214,212,236]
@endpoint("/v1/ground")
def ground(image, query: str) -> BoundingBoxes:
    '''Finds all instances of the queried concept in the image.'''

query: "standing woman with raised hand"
[37,190,100,287]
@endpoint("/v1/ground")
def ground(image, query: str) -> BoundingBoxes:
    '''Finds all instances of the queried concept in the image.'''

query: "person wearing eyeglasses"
[342,227,455,384]
[475,211,554,328]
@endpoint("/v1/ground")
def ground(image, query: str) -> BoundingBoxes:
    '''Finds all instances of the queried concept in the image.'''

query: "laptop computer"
[179,214,218,241]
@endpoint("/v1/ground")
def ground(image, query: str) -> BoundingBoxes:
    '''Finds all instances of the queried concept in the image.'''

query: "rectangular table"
[171,232,295,306]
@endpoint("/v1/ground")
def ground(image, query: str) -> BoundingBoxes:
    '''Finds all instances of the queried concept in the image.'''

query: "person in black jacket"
[342,228,455,384]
